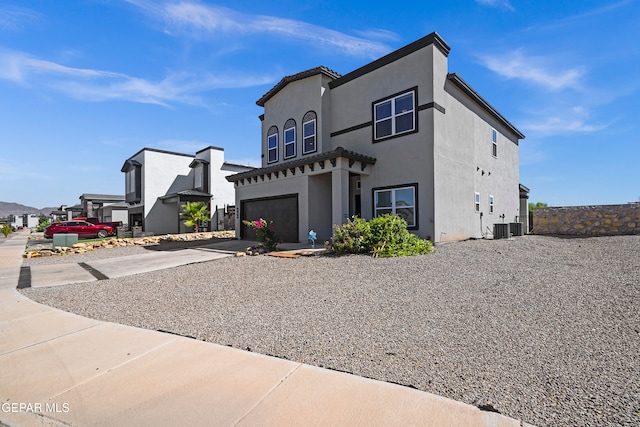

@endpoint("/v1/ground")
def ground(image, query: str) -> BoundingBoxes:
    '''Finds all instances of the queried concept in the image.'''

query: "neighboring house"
[64,204,84,219]
[50,206,70,222]
[227,32,528,243]
[22,214,40,228]
[79,194,125,220]
[97,201,129,225]
[121,146,253,235]
[10,215,23,229]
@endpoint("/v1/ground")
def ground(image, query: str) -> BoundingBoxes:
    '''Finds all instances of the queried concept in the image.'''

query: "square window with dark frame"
[374,90,415,140]
[374,185,417,227]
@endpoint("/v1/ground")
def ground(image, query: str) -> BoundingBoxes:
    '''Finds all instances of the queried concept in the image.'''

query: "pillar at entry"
[331,165,349,226]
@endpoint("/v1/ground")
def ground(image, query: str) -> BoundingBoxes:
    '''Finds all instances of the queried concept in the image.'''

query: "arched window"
[284,119,296,159]
[302,111,317,154]
[267,126,278,163]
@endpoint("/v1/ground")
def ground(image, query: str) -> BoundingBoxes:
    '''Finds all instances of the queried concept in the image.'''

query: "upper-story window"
[302,111,317,154]
[284,119,296,159]
[267,126,278,163]
[491,128,498,157]
[194,163,203,189]
[122,159,141,203]
[126,169,136,194]
[373,89,416,141]
[191,160,209,193]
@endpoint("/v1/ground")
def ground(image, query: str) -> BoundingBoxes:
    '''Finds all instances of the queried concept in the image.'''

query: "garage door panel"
[241,195,298,243]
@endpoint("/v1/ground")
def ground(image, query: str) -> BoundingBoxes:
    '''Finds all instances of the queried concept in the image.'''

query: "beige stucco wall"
[533,204,640,236]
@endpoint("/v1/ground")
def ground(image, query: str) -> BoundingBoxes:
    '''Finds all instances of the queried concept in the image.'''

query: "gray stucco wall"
[434,81,520,241]
[260,74,331,168]
[244,35,522,244]
[533,204,640,236]
[308,174,333,242]
[234,175,310,242]
[328,45,441,240]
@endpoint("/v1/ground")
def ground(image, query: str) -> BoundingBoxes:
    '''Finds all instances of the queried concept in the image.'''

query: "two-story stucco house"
[226,32,527,243]
[121,146,253,235]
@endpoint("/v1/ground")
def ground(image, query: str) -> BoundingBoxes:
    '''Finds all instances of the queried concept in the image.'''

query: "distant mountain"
[0,201,59,218]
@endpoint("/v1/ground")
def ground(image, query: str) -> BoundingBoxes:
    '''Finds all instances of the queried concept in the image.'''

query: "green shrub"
[331,216,371,254]
[332,214,433,257]
[36,221,50,232]
[1,224,12,238]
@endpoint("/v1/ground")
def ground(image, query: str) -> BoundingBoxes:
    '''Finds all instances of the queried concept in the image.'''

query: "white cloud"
[0,49,274,106]
[479,49,584,90]
[475,0,514,11]
[353,29,401,42]
[125,0,392,58]
[525,0,634,32]
[0,6,40,31]
[525,117,605,134]
[521,106,609,135]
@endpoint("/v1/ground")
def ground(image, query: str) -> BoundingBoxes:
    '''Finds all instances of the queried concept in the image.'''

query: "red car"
[44,221,115,239]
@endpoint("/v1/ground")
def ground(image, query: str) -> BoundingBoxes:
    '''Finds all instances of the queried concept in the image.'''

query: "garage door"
[240,194,298,243]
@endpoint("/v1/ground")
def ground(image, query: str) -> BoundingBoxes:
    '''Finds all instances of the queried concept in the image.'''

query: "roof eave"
[447,73,525,140]
[256,66,341,107]
[226,147,377,182]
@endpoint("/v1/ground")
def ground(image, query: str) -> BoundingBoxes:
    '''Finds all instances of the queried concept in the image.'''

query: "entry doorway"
[354,195,361,217]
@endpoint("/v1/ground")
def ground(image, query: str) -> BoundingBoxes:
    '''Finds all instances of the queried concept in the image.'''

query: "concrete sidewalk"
[0,231,533,426]
[26,247,234,288]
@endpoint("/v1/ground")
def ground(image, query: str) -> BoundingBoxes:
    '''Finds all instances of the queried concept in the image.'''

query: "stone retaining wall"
[532,204,640,236]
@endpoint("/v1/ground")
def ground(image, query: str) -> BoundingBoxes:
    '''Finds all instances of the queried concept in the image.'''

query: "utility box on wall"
[510,222,524,236]
[53,233,78,248]
[494,223,510,239]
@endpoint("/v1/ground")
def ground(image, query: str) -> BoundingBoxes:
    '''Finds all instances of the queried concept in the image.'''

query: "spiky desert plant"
[180,202,210,233]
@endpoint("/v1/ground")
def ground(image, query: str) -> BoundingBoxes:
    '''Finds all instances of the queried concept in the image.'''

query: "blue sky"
[1,0,638,209]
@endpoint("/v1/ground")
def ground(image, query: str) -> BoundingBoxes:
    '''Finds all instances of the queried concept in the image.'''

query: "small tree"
[36,220,50,232]
[35,214,50,232]
[528,201,548,212]
[1,224,12,238]
[180,202,210,233]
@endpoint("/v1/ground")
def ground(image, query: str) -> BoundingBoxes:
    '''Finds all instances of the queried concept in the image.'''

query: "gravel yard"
[21,235,640,426]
